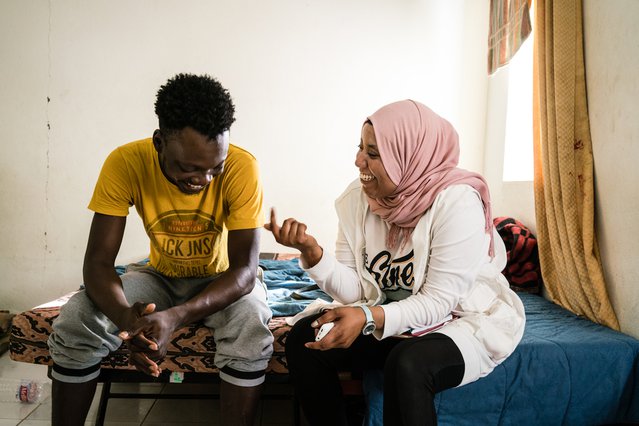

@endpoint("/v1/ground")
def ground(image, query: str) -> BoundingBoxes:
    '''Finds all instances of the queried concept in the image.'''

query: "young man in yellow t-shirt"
[47,74,273,426]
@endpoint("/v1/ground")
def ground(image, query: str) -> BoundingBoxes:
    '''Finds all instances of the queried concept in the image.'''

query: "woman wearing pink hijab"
[266,100,525,425]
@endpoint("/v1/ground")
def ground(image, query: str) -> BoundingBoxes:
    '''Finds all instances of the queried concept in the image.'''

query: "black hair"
[154,73,236,138]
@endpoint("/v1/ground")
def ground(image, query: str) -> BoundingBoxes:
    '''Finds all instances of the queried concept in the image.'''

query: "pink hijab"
[366,100,494,256]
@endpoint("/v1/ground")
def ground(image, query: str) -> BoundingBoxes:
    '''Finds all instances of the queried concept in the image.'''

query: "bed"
[9,254,639,426]
[363,292,639,426]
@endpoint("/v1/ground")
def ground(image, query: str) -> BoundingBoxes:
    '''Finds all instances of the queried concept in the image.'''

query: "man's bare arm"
[83,213,131,327]
[168,227,261,327]
[84,213,163,375]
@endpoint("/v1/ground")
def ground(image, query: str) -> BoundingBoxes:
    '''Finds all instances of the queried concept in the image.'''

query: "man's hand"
[304,307,368,351]
[264,208,323,267]
[117,302,179,377]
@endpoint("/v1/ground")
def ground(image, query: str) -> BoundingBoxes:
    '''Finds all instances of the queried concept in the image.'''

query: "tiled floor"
[0,352,300,425]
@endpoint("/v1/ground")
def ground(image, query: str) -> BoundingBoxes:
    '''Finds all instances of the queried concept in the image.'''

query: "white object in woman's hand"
[315,322,335,341]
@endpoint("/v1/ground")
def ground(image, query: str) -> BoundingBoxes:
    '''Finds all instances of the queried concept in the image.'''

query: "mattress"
[363,293,639,426]
[9,255,314,377]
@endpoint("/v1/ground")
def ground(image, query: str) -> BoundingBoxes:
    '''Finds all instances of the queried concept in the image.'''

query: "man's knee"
[214,324,273,387]
[52,291,117,339]
[48,291,120,372]
[211,301,273,380]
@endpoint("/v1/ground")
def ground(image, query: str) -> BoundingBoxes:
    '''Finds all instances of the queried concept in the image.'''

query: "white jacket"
[304,180,526,385]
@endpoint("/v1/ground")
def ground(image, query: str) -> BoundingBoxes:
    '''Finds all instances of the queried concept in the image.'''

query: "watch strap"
[359,305,376,334]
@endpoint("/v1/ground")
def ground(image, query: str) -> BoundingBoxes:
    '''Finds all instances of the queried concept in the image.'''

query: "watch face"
[362,323,376,335]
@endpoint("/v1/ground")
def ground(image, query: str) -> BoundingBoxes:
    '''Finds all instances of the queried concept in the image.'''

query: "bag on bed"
[493,216,542,294]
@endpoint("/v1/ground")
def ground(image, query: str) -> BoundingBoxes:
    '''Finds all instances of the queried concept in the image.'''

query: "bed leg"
[95,381,111,426]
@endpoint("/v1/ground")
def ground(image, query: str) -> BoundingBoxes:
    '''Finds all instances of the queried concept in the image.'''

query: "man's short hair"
[155,73,236,138]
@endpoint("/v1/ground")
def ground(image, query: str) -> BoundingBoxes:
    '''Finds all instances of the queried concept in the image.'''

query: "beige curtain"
[532,0,619,329]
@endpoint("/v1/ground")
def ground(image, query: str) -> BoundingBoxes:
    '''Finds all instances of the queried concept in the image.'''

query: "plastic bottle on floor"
[0,378,51,403]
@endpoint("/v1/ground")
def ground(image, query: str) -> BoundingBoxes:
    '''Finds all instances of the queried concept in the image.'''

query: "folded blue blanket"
[259,258,331,317]
[113,258,330,318]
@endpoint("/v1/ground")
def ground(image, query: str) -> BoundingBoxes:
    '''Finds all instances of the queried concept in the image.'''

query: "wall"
[0,0,490,311]
[584,0,639,338]
[482,0,639,338]
[483,67,536,232]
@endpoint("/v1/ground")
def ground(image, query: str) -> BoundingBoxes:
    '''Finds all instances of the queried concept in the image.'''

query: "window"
[502,23,534,182]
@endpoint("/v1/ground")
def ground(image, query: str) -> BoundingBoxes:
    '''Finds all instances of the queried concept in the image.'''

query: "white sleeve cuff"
[376,303,405,339]
[300,251,336,285]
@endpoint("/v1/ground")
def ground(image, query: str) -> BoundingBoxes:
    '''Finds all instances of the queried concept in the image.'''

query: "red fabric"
[494,216,542,294]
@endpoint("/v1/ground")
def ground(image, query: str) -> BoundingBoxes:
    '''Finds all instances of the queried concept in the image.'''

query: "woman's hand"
[304,307,368,351]
[264,208,323,267]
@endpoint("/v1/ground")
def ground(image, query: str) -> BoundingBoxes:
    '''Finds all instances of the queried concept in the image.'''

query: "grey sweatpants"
[48,265,274,387]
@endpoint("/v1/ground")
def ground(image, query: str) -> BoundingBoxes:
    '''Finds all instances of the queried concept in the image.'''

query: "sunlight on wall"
[502,34,533,182]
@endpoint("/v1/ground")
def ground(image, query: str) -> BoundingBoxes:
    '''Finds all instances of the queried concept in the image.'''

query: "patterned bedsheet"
[9,254,314,377]
[9,299,292,375]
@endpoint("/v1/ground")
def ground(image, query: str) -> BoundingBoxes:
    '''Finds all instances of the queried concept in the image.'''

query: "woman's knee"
[384,340,424,384]
[384,334,465,392]
[286,314,318,347]
[284,314,320,368]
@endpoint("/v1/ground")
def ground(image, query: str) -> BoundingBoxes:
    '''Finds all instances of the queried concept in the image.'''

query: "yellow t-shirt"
[88,138,264,278]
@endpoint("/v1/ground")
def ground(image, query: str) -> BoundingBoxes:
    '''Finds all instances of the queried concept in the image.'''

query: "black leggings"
[285,313,465,426]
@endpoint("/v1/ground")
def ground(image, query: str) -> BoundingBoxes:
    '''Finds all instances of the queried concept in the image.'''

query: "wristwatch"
[359,305,376,335]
